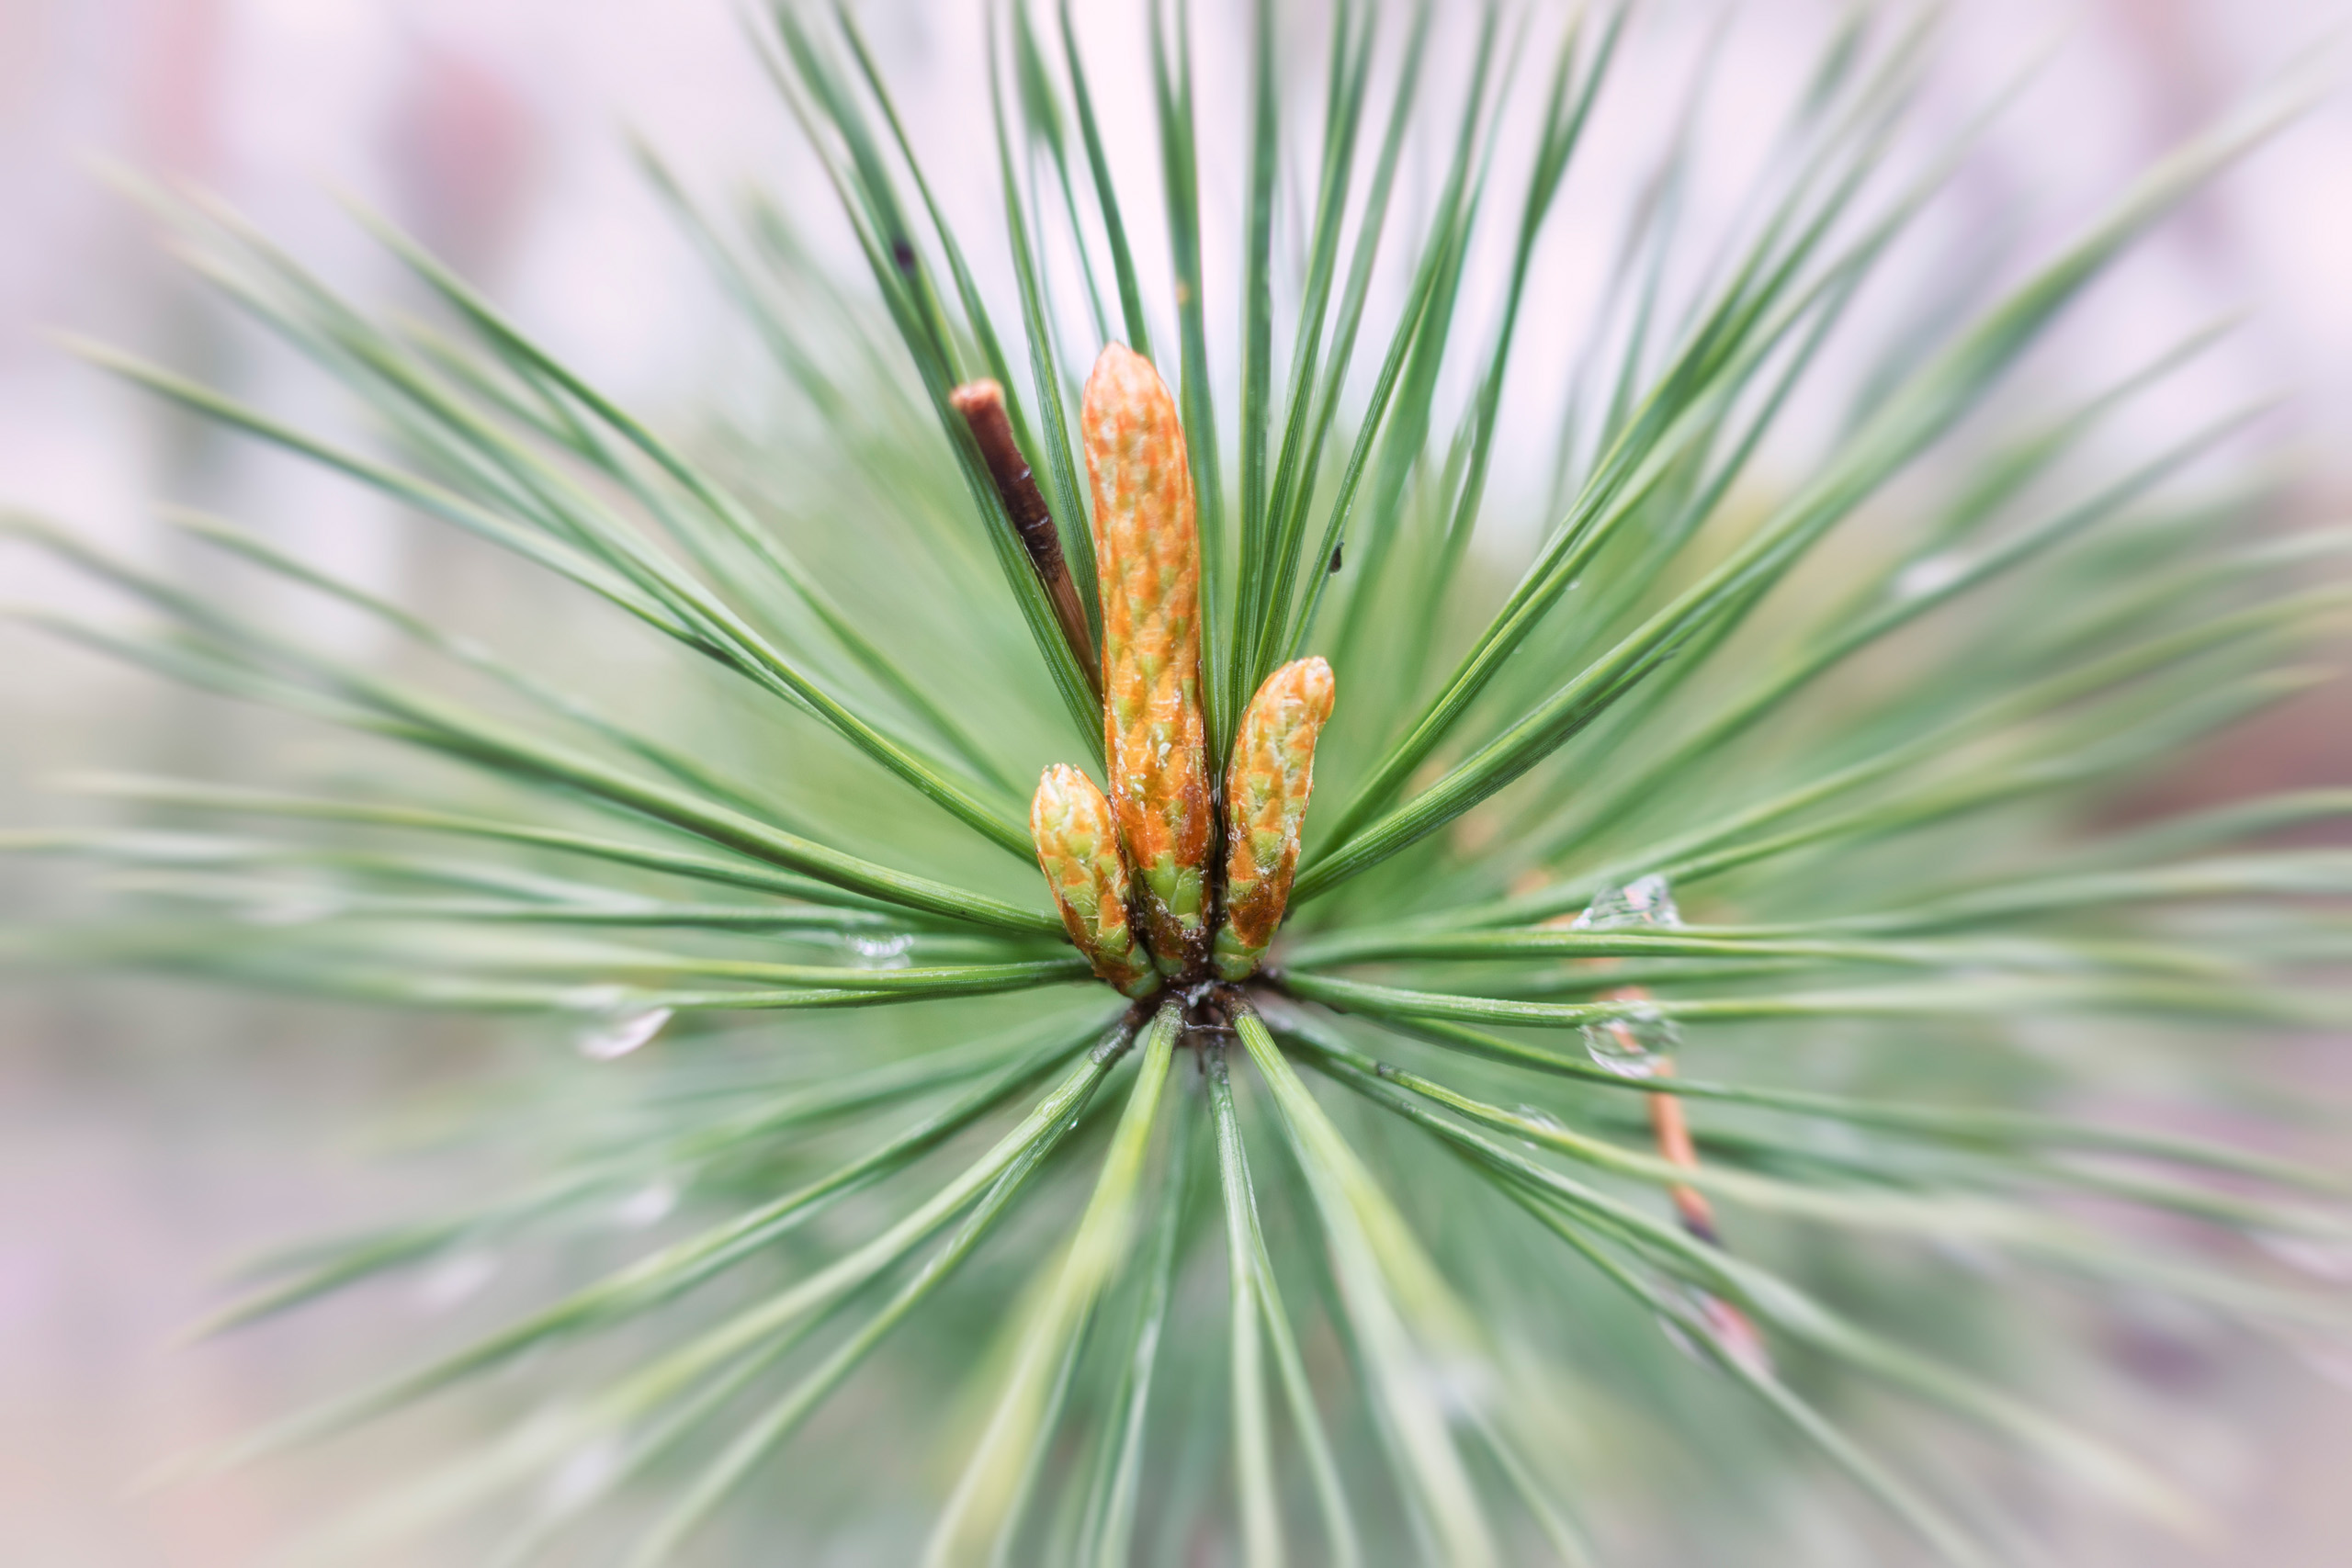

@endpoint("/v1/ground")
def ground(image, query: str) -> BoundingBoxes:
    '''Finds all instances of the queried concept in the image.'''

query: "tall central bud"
[1083,344,1211,976]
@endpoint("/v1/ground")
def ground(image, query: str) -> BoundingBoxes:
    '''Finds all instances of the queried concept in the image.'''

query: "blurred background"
[3,0,2349,1561]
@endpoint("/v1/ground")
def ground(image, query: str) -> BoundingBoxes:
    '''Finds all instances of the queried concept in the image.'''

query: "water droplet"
[1511,1103,1567,1148]
[243,892,344,927]
[1582,998,1677,1078]
[1893,551,1968,601]
[847,932,915,970]
[1659,1289,1772,1377]
[1697,1292,1774,1377]
[1419,1355,1492,1417]
[1656,1313,1702,1363]
[414,1250,498,1313]
[2293,1337,2352,1393]
[2256,1231,2352,1282]
[575,1005,672,1062]
[540,1438,623,1513]
[612,1181,678,1230]
[1929,1235,2007,1278]
[1570,874,1681,932]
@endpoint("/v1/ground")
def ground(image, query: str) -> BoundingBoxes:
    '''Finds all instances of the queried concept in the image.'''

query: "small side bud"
[1084,344,1212,975]
[1032,764,1160,998]
[1214,657,1336,980]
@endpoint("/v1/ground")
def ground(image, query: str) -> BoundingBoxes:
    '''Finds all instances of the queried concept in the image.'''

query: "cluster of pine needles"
[6,1,2352,1562]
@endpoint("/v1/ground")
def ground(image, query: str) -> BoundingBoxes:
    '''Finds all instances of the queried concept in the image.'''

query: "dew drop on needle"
[575,1005,672,1062]
[2293,1337,2352,1394]
[1660,1289,1773,1379]
[243,891,344,927]
[1570,874,1681,932]
[1571,875,1683,1076]
[414,1250,499,1314]
[1894,551,1969,601]
[1583,999,1677,1078]
[847,932,915,969]
[2256,1230,2352,1283]
[612,1181,678,1229]
[1511,1103,1567,1148]
[540,1438,624,1514]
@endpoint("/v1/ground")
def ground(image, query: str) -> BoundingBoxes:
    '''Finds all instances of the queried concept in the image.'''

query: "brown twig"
[1601,982,1770,1368]
[1643,1059,1721,1244]
[1597,981,1719,1242]
[950,379,1101,702]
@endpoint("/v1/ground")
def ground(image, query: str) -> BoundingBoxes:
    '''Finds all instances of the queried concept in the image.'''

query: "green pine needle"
[7,3,2346,1562]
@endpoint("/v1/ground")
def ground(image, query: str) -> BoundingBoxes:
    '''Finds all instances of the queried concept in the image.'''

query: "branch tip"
[952,378,1101,701]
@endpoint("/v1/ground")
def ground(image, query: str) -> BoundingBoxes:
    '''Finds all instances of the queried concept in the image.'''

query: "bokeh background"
[3,0,2349,1562]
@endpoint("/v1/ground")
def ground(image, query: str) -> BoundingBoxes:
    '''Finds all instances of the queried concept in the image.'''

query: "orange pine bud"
[1083,344,1211,975]
[1214,657,1335,980]
[1031,765,1159,998]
